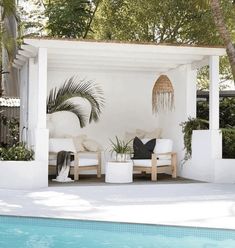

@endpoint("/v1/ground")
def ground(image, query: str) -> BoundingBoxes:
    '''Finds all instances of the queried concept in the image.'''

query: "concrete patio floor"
[0,183,235,230]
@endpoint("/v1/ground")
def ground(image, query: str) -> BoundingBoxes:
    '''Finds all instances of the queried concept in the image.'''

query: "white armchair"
[49,138,101,181]
[132,139,177,181]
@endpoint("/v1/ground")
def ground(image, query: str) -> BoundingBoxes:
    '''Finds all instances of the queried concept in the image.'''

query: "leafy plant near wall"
[0,143,34,161]
[180,117,209,161]
[0,114,19,147]
[47,76,105,128]
[0,114,33,161]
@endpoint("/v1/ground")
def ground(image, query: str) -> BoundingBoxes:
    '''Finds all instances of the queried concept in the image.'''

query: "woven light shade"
[152,75,174,114]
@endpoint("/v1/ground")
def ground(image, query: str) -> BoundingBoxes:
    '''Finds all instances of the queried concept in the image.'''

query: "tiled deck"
[49,174,198,186]
[0,181,235,230]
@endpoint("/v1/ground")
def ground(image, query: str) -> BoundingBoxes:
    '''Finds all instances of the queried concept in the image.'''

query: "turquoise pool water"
[0,215,235,248]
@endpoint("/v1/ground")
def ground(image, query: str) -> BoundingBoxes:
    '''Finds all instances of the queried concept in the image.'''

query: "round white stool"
[105,161,133,183]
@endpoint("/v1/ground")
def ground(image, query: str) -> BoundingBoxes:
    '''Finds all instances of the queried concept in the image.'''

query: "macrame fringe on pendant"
[152,75,174,114]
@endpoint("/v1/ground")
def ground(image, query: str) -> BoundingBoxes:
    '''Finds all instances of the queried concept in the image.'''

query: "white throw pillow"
[83,139,102,152]
[154,139,173,159]
[73,135,87,152]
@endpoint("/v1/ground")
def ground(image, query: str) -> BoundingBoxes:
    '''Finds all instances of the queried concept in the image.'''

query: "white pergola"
[14,38,225,127]
[13,38,228,185]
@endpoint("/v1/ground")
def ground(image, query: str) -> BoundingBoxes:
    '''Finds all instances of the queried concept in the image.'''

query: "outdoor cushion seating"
[49,138,101,180]
[132,139,177,181]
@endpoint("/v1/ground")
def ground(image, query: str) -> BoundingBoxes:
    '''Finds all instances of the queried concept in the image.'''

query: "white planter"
[116,153,127,162]
[0,160,48,189]
[105,161,133,183]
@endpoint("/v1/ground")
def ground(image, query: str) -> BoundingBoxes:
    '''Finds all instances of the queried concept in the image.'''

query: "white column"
[37,48,47,128]
[209,56,222,160]
[34,48,49,163]
[186,65,197,118]
[209,56,220,130]
[28,58,38,148]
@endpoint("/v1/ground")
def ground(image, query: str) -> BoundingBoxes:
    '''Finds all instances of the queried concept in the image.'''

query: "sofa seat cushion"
[49,158,98,167]
[133,159,171,167]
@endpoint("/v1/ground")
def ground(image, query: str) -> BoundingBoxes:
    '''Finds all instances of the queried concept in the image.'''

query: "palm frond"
[47,76,105,127]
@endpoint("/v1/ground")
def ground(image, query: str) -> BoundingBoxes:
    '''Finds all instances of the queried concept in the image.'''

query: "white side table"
[105,161,133,183]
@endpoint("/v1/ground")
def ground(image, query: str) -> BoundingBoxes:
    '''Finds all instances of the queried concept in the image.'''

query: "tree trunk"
[83,0,101,39]
[210,0,235,82]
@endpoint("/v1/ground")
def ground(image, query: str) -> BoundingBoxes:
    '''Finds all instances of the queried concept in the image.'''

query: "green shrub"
[222,129,235,159]
[0,143,34,161]
[197,97,235,127]
[197,97,235,159]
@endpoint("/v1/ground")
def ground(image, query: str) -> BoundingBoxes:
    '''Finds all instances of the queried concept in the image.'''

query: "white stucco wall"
[47,70,161,147]
[157,65,197,176]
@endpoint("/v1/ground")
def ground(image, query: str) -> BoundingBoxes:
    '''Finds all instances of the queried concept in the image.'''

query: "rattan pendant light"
[152,75,174,114]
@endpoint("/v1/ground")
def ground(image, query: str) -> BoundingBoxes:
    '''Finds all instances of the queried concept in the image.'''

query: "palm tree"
[0,0,18,96]
[195,0,235,82]
[47,77,105,128]
[209,0,235,82]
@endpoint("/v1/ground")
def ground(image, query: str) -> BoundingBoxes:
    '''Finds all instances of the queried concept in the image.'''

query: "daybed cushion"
[132,159,171,167]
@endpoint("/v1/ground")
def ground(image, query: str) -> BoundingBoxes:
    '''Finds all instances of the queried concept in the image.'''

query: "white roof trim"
[14,38,226,72]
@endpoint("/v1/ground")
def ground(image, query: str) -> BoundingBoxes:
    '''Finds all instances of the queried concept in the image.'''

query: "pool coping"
[1,213,235,232]
[1,184,235,231]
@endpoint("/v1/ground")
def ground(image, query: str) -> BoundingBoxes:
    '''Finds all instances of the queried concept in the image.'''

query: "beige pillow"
[73,135,87,152]
[136,129,147,139]
[83,139,102,152]
[143,128,162,139]
[124,131,136,143]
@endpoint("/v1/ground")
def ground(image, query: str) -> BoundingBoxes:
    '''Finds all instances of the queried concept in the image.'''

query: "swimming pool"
[0,215,235,248]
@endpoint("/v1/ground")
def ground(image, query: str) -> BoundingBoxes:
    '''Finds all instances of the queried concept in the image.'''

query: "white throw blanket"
[52,151,74,183]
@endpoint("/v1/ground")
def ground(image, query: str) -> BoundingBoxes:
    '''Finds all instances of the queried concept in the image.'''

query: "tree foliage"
[18,0,235,85]
[0,0,17,96]
[91,0,231,44]
[44,0,93,38]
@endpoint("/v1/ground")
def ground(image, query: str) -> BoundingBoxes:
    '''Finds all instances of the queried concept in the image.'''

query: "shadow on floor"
[49,173,200,187]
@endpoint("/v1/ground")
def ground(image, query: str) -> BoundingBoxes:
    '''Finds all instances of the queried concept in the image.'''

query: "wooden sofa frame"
[133,152,177,181]
[49,151,102,181]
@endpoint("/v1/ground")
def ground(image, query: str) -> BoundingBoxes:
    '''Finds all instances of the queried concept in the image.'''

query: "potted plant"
[110,136,132,162]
